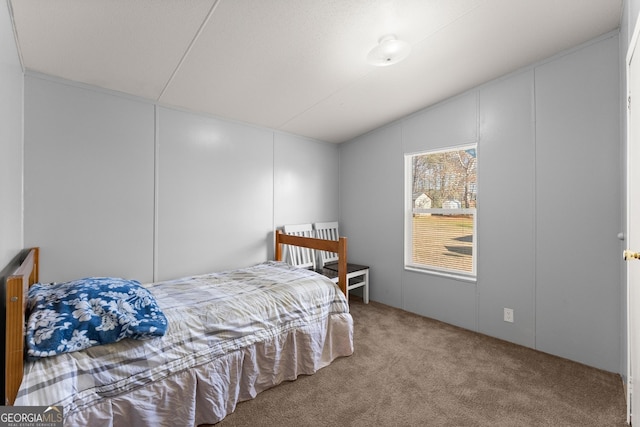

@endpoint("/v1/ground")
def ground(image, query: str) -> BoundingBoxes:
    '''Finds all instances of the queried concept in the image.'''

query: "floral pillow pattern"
[26,277,168,358]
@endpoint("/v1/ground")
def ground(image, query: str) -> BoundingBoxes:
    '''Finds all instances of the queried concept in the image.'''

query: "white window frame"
[404,144,477,281]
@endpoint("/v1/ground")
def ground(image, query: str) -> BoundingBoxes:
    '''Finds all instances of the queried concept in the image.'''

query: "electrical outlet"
[504,308,514,323]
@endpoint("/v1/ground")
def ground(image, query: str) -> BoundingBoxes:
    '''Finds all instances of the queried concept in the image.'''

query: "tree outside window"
[406,145,477,277]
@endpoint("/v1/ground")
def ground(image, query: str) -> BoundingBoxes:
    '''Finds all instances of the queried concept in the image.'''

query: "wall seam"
[532,67,538,351]
[475,90,480,333]
[400,122,405,311]
[272,131,276,243]
[153,105,160,282]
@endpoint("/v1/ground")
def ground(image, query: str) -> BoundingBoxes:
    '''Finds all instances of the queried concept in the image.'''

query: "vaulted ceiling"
[8,0,622,143]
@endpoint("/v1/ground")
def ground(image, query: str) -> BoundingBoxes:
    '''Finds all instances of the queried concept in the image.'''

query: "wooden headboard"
[4,247,39,406]
[274,230,347,296]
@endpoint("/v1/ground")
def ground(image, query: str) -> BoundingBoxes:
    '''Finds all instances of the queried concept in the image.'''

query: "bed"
[3,230,353,426]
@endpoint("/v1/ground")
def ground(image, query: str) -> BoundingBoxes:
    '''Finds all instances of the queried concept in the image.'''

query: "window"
[405,145,477,278]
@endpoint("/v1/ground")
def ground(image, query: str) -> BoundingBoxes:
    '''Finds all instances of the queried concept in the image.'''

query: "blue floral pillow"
[26,277,168,358]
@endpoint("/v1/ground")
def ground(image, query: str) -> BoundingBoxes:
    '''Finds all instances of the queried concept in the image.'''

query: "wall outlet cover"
[504,308,514,323]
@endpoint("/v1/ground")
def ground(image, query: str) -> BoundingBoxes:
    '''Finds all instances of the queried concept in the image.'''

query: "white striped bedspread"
[15,261,354,425]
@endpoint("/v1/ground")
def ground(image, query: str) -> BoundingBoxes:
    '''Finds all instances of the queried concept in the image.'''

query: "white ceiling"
[9,0,622,143]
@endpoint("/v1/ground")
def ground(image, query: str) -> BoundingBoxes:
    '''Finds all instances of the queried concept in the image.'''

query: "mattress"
[15,261,354,426]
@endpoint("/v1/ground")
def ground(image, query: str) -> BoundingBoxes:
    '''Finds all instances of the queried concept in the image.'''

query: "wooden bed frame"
[4,232,346,406]
[4,247,39,406]
[274,229,348,295]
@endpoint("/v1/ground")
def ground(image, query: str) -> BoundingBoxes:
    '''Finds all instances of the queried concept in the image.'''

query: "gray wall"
[156,107,273,280]
[274,131,340,227]
[23,74,339,283]
[535,36,621,372]
[24,77,156,282]
[0,2,24,268]
[340,33,622,373]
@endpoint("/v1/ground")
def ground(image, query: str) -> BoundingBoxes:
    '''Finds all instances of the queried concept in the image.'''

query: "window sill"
[404,265,477,284]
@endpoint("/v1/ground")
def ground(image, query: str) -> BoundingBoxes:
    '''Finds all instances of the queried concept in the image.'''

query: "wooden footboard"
[274,230,348,296]
[5,247,39,406]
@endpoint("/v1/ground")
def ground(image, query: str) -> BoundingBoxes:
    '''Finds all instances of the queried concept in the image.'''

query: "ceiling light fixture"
[366,34,411,67]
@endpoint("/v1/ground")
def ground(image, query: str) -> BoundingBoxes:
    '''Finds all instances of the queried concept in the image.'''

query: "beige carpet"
[213,298,627,426]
